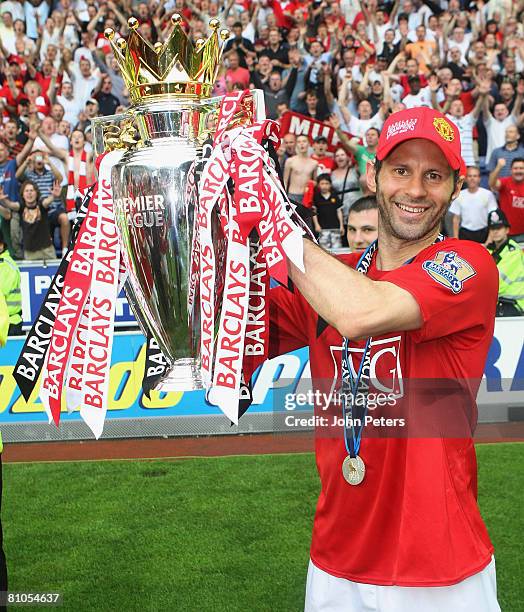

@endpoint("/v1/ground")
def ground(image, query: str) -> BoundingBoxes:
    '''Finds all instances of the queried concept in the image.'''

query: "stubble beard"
[375,180,449,243]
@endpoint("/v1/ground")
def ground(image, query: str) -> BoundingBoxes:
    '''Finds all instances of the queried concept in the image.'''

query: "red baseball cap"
[376,107,466,176]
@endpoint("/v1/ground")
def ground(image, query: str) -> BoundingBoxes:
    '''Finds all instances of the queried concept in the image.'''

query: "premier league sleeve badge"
[422,251,476,293]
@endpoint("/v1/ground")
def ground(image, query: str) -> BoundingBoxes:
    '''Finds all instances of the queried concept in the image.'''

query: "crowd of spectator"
[0,0,523,311]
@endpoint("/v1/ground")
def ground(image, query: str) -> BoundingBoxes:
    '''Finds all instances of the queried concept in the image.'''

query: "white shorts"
[305,557,501,612]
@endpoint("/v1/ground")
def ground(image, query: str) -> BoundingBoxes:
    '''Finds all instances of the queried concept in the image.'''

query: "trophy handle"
[91,111,136,159]
[91,90,266,160]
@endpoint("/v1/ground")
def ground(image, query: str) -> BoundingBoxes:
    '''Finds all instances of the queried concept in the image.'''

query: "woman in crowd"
[16,179,62,260]
[329,146,361,227]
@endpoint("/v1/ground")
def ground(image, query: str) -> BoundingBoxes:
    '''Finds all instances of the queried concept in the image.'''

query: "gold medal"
[342,455,365,485]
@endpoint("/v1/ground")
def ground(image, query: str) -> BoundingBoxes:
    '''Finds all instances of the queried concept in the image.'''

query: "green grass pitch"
[2,443,523,611]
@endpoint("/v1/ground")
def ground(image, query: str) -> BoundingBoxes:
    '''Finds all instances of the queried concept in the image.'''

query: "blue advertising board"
[0,318,523,429]
[19,260,137,329]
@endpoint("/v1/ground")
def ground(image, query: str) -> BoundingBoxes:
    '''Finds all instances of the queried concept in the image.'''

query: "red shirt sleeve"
[379,240,498,343]
[269,284,311,357]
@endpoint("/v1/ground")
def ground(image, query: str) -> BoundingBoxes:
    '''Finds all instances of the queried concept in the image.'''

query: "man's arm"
[47,68,59,103]
[15,155,32,180]
[465,79,490,122]
[41,180,63,210]
[35,130,68,163]
[15,125,38,167]
[87,5,105,32]
[357,65,371,100]
[86,152,94,183]
[283,157,293,190]
[45,154,64,182]
[488,158,505,191]
[481,92,492,122]
[429,82,442,111]
[0,186,20,212]
[337,77,352,126]
[0,203,11,220]
[3,64,20,100]
[288,239,422,339]
[323,66,335,108]
[512,80,524,124]
[107,1,128,28]
[327,115,358,154]
[452,214,461,239]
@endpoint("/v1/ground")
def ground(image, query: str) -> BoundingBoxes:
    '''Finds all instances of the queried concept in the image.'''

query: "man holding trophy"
[270,107,501,611]
[13,14,500,612]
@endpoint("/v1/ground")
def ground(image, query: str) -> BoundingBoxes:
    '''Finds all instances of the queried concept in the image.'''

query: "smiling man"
[270,107,501,611]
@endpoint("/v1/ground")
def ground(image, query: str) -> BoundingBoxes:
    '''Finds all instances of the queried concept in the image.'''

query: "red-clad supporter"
[33,60,62,96]
[225,51,251,90]
[311,136,335,175]
[490,158,524,237]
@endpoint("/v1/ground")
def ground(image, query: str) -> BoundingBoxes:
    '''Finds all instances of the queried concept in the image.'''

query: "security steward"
[486,209,524,316]
[0,229,22,335]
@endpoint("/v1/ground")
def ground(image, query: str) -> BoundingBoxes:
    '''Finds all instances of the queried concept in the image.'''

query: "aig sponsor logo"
[330,336,404,398]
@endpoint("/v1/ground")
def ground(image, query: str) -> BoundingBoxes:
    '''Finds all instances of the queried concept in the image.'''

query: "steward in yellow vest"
[0,229,22,336]
[486,209,524,316]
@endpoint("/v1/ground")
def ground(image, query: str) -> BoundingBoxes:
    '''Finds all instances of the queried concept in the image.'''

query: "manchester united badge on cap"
[433,117,455,142]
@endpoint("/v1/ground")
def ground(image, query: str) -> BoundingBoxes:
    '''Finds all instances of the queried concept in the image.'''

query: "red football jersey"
[269,239,498,586]
[498,177,524,236]
[311,154,336,175]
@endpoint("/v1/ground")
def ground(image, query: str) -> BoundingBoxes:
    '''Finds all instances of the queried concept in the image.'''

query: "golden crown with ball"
[104,15,230,103]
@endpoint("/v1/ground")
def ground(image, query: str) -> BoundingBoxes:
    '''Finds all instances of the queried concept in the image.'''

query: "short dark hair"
[511,157,524,166]
[350,196,378,213]
[233,21,242,28]
[316,173,332,183]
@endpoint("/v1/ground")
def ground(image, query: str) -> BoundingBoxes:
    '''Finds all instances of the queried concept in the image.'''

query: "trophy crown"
[104,17,229,103]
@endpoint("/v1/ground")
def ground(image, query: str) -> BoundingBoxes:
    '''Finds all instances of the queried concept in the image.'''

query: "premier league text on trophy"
[115,195,166,227]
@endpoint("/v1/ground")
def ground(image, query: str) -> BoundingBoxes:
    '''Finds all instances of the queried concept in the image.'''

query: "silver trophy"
[93,17,264,391]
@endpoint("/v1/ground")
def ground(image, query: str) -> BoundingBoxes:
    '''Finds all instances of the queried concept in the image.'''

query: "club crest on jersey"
[422,251,475,293]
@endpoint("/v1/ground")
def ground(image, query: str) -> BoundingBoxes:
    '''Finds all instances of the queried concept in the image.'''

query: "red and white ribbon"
[79,152,122,438]
[39,151,123,438]
[39,189,100,425]
[243,239,269,382]
[206,191,250,420]
[64,297,91,412]
[198,145,231,387]
[196,90,309,423]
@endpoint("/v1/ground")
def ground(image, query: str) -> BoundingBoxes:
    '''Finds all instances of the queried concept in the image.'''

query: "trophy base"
[156,359,203,392]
